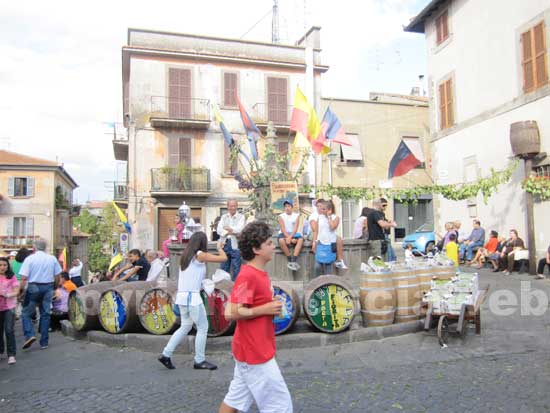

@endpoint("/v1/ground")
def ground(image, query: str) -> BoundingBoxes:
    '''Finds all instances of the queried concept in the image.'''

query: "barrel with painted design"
[200,280,235,337]
[138,281,178,335]
[359,270,396,327]
[272,281,300,335]
[69,282,120,331]
[303,275,357,333]
[391,268,421,324]
[99,282,154,334]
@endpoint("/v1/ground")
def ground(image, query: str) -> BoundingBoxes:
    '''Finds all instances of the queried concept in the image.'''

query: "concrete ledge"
[61,319,423,354]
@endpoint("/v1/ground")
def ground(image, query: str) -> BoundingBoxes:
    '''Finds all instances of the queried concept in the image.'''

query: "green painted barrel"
[68,282,119,331]
[138,281,178,335]
[303,275,357,333]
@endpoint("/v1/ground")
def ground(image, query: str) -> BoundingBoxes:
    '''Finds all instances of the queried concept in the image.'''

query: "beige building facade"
[0,150,78,254]
[319,95,432,241]
[117,28,328,251]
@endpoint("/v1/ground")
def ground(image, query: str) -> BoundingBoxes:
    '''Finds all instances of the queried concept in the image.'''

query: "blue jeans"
[22,283,54,347]
[0,309,16,357]
[162,303,208,363]
[222,241,242,281]
[385,235,396,262]
[460,240,484,261]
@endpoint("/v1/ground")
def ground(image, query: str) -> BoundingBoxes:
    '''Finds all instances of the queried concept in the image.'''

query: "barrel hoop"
[360,287,395,292]
[394,284,420,289]
[362,309,395,315]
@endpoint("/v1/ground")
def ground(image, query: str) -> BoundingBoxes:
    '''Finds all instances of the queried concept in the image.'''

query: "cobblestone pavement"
[1,268,549,413]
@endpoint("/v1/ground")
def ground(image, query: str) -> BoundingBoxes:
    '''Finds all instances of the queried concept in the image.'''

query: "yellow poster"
[270,181,299,214]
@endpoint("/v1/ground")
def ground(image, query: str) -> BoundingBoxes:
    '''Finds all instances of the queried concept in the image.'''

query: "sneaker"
[536,274,545,279]
[287,262,300,271]
[158,355,175,370]
[335,260,348,270]
[193,360,217,370]
[502,270,510,276]
[8,356,16,365]
[40,345,48,350]
[22,337,36,350]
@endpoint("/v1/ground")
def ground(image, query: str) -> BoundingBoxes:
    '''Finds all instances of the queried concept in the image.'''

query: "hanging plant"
[522,174,550,201]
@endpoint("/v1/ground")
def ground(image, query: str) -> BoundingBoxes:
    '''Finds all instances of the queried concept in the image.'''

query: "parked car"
[401,223,436,255]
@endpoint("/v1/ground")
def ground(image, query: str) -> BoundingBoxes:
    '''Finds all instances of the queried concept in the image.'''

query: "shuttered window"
[8,176,34,197]
[522,21,548,93]
[223,72,238,107]
[168,137,192,167]
[438,78,454,130]
[224,144,238,175]
[435,10,449,45]
[168,68,192,118]
[267,77,288,123]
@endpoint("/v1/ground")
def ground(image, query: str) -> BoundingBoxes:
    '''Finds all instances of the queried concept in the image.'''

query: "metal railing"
[251,103,292,125]
[150,96,210,121]
[113,182,128,201]
[151,168,211,192]
[0,235,40,249]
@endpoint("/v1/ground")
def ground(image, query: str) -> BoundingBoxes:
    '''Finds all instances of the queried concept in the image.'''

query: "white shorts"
[223,357,292,413]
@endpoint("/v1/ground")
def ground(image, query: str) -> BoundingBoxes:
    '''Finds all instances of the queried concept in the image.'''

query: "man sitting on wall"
[112,249,150,282]
[278,200,304,271]
[459,220,486,264]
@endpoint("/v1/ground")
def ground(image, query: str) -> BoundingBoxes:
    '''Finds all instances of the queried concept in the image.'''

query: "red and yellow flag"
[289,87,329,154]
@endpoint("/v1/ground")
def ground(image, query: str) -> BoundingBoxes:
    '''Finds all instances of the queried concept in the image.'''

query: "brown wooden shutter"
[522,30,535,92]
[179,138,192,167]
[158,208,178,250]
[446,79,454,127]
[224,73,237,107]
[533,22,548,87]
[441,11,449,41]
[169,68,192,118]
[267,77,287,123]
[439,83,447,129]
[436,14,443,44]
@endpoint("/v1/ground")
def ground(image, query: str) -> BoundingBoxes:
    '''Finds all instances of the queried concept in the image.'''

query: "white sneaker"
[335,260,348,269]
[8,356,16,365]
[287,262,300,271]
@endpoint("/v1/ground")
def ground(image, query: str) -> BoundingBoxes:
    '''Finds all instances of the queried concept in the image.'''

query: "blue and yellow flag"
[112,201,131,233]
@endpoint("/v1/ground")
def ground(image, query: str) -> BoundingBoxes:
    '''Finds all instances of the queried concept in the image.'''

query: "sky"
[0,0,430,203]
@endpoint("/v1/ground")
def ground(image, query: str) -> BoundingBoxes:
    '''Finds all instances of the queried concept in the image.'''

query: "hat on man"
[9,251,17,257]
[283,199,293,207]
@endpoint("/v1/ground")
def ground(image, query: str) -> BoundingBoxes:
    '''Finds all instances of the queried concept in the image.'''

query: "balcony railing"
[151,168,211,193]
[0,235,40,249]
[251,103,293,125]
[150,96,210,121]
[113,182,128,201]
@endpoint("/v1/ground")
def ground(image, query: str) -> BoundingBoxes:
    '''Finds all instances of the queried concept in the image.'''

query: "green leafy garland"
[301,160,519,204]
[522,174,550,201]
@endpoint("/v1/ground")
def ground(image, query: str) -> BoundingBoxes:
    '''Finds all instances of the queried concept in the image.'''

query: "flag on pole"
[235,94,261,160]
[112,201,132,233]
[320,107,353,146]
[108,253,124,271]
[289,87,330,154]
[388,141,421,179]
[58,247,67,271]
[213,104,235,147]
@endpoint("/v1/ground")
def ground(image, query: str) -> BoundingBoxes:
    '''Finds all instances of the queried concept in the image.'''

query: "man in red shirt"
[219,221,293,413]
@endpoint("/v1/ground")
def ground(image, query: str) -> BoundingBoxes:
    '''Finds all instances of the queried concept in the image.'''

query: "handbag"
[316,242,336,264]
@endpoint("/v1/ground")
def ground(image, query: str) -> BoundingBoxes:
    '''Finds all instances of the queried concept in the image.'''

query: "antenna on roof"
[272,0,280,43]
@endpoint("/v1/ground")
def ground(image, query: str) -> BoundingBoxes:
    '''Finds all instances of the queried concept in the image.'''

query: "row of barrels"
[360,265,455,327]
[68,275,360,337]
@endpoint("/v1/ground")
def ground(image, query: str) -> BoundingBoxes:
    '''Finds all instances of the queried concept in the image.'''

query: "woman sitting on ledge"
[496,229,525,275]
[470,230,499,269]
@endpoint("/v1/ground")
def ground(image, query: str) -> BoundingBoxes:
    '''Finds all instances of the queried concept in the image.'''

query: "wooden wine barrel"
[391,268,421,324]
[68,282,119,331]
[303,275,357,334]
[432,265,456,280]
[200,279,235,337]
[99,282,154,334]
[272,281,301,335]
[138,281,178,335]
[415,266,435,296]
[510,120,540,158]
[359,270,395,327]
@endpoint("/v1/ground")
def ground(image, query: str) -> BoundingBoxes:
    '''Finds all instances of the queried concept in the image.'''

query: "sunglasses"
[382,204,388,208]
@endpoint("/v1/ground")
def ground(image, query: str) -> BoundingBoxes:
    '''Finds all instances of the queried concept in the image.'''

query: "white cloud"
[1,0,427,201]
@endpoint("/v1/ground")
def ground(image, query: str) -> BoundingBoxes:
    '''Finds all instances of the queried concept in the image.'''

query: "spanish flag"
[112,201,132,233]
[289,87,330,154]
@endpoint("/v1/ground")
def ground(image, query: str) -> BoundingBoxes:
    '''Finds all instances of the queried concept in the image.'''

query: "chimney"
[419,75,426,96]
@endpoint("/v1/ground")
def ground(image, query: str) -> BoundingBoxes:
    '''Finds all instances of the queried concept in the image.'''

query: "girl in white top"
[158,231,227,371]
[314,200,348,269]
